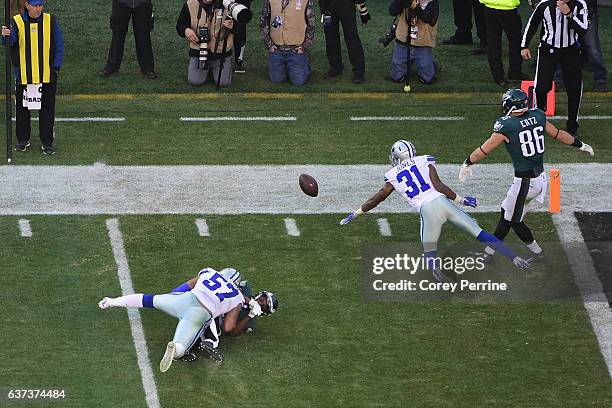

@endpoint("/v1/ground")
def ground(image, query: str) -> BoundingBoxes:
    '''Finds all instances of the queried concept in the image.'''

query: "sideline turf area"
[0,213,611,407]
[0,94,611,165]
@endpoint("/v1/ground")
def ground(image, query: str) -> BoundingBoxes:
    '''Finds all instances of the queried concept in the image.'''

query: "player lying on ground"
[169,267,277,363]
[99,267,276,372]
[340,140,530,282]
[459,89,594,261]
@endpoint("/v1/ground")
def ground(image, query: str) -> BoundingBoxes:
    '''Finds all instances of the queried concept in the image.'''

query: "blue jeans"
[391,44,435,84]
[268,49,310,86]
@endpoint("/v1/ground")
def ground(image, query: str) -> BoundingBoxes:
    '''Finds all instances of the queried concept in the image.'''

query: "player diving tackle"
[99,267,277,372]
[340,140,531,282]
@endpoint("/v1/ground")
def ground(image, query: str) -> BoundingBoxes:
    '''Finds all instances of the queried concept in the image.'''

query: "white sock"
[484,246,495,255]
[174,343,186,358]
[526,240,543,254]
[109,294,144,308]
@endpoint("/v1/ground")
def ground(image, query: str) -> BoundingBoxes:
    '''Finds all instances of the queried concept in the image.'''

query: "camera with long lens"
[198,27,210,70]
[378,21,397,47]
[222,0,253,24]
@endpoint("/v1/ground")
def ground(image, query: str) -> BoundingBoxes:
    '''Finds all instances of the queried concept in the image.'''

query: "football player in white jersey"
[98,267,276,372]
[340,140,530,281]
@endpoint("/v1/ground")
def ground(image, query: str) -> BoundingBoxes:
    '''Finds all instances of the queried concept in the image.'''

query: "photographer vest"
[187,0,234,54]
[269,0,307,47]
[13,13,54,85]
[395,5,437,48]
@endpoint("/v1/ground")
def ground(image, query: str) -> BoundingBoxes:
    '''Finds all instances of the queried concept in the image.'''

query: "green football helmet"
[502,89,529,115]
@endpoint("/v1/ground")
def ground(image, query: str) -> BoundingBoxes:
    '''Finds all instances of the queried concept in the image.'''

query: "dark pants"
[484,7,522,81]
[535,45,583,133]
[105,0,155,73]
[321,0,365,74]
[451,0,487,44]
[15,80,57,148]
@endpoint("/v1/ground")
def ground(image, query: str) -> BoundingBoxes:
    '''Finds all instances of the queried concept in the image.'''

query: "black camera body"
[321,13,332,27]
[198,27,211,70]
[379,22,397,47]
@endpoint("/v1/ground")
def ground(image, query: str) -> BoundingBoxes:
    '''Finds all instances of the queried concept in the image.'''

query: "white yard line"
[106,219,161,408]
[377,218,392,237]
[18,219,32,237]
[549,116,612,120]
[350,116,465,121]
[12,117,125,122]
[284,218,300,236]
[1,164,609,215]
[180,116,296,122]
[195,219,210,237]
[552,212,612,379]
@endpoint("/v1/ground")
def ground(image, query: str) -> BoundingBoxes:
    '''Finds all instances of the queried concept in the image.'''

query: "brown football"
[299,173,318,197]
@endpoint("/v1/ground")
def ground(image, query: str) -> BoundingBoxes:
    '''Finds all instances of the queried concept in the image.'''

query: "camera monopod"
[4,0,13,163]
[214,15,232,90]
[403,6,413,93]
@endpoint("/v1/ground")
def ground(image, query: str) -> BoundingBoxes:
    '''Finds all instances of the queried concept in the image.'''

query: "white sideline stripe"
[106,219,161,408]
[350,116,464,121]
[18,219,32,237]
[284,218,300,236]
[1,164,610,215]
[180,116,296,122]
[552,212,612,379]
[195,219,210,237]
[377,218,392,237]
[12,117,125,122]
[549,116,612,120]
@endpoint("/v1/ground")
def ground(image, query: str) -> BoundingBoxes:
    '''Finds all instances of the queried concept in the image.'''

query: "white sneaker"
[160,342,176,373]
[98,297,113,309]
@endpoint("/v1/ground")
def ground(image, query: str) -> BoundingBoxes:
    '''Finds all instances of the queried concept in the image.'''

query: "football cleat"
[98,297,112,309]
[198,340,223,363]
[180,351,198,363]
[513,257,533,271]
[160,342,176,372]
[390,140,416,166]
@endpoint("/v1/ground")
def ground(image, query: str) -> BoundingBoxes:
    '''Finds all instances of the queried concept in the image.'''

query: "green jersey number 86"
[518,126,545,157]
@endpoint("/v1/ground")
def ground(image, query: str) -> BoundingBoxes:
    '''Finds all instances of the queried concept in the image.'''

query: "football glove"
[340,213,357,225]
[580,143,594,156]
[458,163,473,182]
[463,196,478,208]
[248,300,262,318]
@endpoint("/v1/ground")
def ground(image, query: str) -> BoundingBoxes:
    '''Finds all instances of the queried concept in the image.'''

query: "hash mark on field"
[180,116,297,122]
[18,219,32,237]
[552,213,612,379]
[350,116,465,121]
[106,219,161,408]
[195,219,210,237]
[377,218,392,237]
[284,218,300,237]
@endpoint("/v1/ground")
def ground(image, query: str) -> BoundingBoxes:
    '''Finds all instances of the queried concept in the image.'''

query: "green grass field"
[1,213,611,407]
[0,1,611,407]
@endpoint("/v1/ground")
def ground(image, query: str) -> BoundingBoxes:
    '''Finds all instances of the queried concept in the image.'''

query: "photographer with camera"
[261,0,316,86]
[319,0,369,84]
[388,0,439,85]
[177,0,245,87]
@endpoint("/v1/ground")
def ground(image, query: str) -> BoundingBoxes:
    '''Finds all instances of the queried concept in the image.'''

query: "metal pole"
[4,0,13,163]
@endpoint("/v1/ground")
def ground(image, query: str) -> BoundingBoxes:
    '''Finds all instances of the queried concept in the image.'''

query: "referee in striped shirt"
[521,0,588,136]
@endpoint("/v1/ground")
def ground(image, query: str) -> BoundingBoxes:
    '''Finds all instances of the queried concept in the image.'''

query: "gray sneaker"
[42,146,56,155]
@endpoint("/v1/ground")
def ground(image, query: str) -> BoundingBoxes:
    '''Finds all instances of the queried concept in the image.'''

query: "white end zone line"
[12,117,125,122]
[18,219,32,237]
[350,116,465,121]
[180,116,297,122]
[106,219,161,408]
[552,212,612,379]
